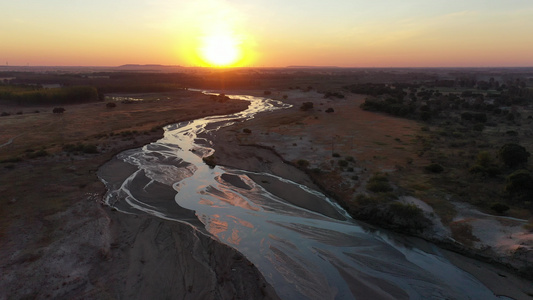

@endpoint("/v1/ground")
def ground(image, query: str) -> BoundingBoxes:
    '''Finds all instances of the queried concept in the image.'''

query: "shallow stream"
[99,93,506,300]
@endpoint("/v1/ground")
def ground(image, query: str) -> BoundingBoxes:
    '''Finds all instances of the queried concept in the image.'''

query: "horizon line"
[1,64,533,69]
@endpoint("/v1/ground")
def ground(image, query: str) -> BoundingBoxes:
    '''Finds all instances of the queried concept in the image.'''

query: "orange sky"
[1,0,533,67]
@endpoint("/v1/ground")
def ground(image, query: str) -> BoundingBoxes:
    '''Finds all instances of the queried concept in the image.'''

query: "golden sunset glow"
[1,1,533,67]
[199,33,242,67]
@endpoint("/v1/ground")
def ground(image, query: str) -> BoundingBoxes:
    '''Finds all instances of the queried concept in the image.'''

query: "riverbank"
[0,91,279,299]
[208,89,533,299]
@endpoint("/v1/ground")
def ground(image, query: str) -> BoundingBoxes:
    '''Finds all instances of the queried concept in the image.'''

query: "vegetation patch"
[203,155,217,168]
[63,143,98,154]
[366,173,393,193]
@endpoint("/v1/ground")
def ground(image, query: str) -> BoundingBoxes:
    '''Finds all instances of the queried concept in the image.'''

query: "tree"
[499,143,530,167]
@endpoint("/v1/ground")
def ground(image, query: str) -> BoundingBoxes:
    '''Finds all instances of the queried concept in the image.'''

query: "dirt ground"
[211,88,533,292]
[1,86,532,298]
[0,92,279,299]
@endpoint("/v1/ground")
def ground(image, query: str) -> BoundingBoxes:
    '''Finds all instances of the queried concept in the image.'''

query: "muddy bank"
[93,209,279,300]
[0,192,279,300]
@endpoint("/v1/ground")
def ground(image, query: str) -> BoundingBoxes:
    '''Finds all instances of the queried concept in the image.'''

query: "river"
[99,92,508,300]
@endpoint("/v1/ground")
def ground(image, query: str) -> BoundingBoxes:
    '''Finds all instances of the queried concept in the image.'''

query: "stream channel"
[99,92,509,300]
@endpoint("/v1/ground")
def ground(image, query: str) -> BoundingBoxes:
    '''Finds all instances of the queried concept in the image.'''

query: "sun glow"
[199,33,242,67]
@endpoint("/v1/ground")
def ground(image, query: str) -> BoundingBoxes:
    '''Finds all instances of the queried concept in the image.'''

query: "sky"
[2,0,533,67]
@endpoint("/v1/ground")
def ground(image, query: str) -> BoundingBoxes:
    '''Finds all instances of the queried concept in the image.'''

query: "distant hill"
[286,65,341,69]
[117,64,183,70]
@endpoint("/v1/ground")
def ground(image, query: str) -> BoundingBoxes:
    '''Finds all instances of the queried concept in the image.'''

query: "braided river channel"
[99,92,509,300]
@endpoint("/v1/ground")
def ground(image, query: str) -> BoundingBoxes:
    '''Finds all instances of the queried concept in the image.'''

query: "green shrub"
[338,160,348,167]
[367,173,393,193]
[242,128,252,134]
[332,153,340,158]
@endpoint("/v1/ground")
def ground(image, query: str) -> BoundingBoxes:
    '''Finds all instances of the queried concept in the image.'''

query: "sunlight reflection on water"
[100,92,505,300]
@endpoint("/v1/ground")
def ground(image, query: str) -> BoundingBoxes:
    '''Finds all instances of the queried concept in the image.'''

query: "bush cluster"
[63,143,98,154]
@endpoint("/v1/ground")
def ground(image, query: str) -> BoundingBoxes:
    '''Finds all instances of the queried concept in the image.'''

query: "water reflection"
[100,92,504,300]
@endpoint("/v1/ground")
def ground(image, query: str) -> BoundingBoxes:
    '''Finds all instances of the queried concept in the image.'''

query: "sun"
[199,33,242,67]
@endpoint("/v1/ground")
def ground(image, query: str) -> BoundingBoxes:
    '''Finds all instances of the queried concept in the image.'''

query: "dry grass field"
[0,90,248,255]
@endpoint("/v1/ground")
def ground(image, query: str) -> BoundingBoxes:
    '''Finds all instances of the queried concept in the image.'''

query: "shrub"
[297,159,309,168]
[332,153,340,158]
[27,149,48,158]
[0,156,22,163]
[242,128,252,134]
[263,91,271,95]
[203,155,217,168]
[499,143,530,168]
[505,169,533,194]
[311,168,321,174]
[338,160,348,167]
[63,143,98,154]
[300,102,314,111]
[388,202,424,219]
[325,108,334,113]
[490,203,510,214]
[473,123,484,132]
[475,151,492,167]
[82,144,98,154]
[106,102,117,108]
[53,107,65,114]
[367,173,393,193]
[424,163,444,173]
